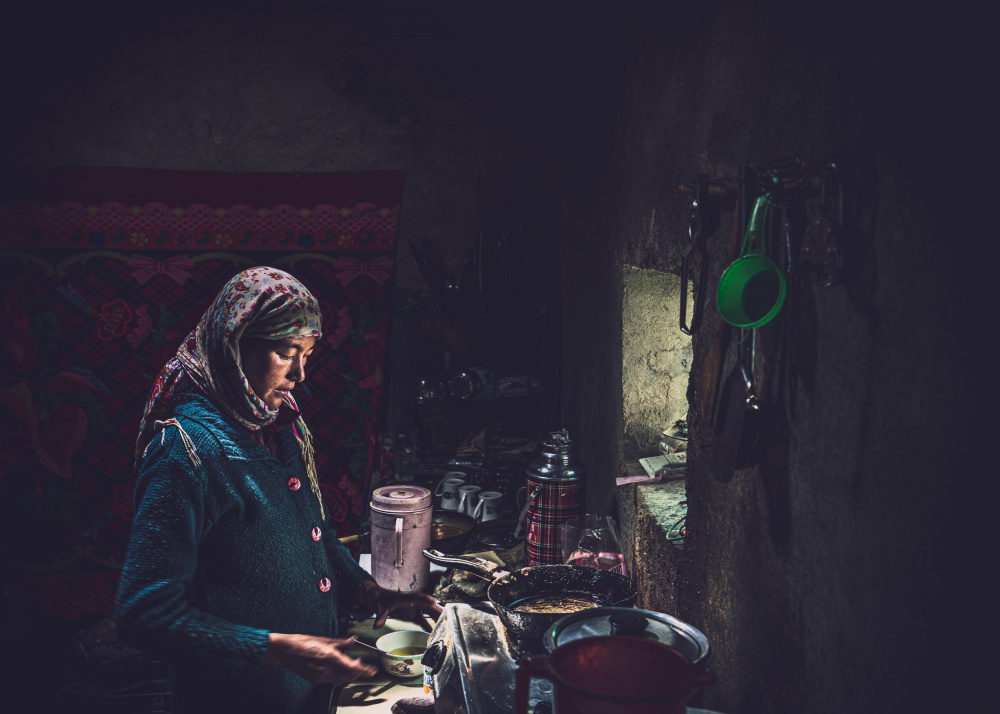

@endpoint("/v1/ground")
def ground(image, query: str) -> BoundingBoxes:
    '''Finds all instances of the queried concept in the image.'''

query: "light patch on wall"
[621,265,692,459]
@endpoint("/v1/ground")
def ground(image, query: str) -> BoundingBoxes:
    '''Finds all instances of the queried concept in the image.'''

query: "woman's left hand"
[357,580,443,631]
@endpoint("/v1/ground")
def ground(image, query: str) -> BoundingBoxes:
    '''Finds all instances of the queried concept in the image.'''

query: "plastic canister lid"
[542,606,714,666]
[370,485,432,513]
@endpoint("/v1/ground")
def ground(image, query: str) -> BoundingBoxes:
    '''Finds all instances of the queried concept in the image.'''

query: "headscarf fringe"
[145,419,202,469]
[295,416,326,521]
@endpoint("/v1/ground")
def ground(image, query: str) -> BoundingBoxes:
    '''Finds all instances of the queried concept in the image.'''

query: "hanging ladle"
[716,177,787,329]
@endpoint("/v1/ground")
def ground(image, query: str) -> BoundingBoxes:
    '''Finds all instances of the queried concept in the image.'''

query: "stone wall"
[0,9,546,297]
[621,266,692,460]
[553,4,975,714]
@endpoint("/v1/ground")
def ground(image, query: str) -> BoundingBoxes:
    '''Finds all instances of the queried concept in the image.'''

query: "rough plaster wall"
[0,10,539,296]
[621,266,692,459]
[555,5,974,714]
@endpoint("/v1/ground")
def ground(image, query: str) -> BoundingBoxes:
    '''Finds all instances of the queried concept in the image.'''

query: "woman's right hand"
[263,632,378,685]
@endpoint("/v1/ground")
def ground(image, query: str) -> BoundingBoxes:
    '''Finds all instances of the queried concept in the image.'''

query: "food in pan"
[432,522,470,540]
[509,593,600,614]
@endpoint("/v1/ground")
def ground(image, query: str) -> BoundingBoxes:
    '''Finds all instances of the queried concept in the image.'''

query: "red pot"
[515,636,715,714]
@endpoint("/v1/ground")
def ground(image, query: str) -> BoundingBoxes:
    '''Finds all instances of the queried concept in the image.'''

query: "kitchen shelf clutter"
[386,290,558,511]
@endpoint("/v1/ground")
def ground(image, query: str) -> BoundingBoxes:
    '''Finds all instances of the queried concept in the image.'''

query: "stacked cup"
[472,491,504,522]
[456,485,482,517]
[434,472,467,511]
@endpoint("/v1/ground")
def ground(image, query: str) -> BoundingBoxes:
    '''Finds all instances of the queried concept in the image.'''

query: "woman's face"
[240,335,318,410]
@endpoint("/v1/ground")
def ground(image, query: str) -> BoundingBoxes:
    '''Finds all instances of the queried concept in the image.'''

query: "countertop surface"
[335,554,439,713]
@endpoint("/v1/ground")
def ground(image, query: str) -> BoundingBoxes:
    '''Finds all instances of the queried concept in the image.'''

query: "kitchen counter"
[336,556,725,714]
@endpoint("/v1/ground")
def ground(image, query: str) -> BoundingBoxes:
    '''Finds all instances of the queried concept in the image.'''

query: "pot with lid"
[543,606,714,666]
[513,607,716,714]
[515,635,715,714]
[370,485,432,592]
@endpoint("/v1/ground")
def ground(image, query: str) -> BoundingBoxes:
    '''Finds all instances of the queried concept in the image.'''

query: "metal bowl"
[469,518,524,550]
[430,511,476,554]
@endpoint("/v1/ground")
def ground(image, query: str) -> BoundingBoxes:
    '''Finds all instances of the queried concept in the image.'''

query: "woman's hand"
[263,633,377,685]
[357,580,443,631]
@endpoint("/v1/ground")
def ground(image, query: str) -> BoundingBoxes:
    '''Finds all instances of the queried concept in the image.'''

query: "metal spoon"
[350,639,381,653]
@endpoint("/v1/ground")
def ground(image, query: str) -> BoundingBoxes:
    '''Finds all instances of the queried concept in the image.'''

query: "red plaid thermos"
[523,429,586,566]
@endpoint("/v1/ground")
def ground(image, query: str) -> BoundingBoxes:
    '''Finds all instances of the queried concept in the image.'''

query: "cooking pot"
[515,636,716,714]
[422,549,637,645]
[543,606,714,666]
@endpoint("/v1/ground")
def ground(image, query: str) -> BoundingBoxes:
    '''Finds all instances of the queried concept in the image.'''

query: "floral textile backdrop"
[0,168,403,621]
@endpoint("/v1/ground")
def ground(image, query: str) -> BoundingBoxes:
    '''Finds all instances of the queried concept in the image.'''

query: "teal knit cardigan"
[115,393,373,713]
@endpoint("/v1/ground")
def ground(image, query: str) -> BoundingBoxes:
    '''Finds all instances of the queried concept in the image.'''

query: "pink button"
[311,527,322,542]
[319,577,331,592]
[287,477,301,491]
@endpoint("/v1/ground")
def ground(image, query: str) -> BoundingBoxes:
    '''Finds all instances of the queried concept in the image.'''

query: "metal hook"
[680,173,708,335]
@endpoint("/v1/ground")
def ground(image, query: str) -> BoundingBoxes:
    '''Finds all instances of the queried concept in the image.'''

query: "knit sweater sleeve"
[115,435,269,672]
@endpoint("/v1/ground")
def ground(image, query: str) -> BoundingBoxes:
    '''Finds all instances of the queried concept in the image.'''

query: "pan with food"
[422,549,637,644]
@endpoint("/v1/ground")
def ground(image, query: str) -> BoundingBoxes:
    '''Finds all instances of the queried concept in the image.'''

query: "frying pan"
[422,550,637,644]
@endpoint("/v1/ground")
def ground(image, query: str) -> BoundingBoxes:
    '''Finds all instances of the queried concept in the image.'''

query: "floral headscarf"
[136,267,326,516]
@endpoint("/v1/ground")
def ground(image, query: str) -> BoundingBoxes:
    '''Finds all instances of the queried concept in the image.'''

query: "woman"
[115,267,440,714]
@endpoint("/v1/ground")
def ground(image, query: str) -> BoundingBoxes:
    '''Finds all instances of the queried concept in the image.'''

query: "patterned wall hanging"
[0,167,404,620]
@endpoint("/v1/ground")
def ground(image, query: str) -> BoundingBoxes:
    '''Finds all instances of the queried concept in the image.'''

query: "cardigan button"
[287,477,301,491]
[311,527,322,542]
[319,577,331,592]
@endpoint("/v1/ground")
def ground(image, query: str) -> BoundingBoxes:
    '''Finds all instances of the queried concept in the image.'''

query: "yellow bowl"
[374,630,430,678]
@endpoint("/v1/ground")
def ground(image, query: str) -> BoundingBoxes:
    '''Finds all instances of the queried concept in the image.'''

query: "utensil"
[422,549,638,645]
[716,175,787,328]
[711,168,770,481]
[699,177,744,427]
[801,162,845,286]
[680,173,709,335]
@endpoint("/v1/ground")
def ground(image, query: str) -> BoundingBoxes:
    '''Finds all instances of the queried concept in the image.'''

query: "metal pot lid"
[370,485,432,512]
[542,606,714,666]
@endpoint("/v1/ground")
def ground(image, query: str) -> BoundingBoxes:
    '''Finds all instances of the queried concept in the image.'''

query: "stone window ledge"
[617,470,687,614]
